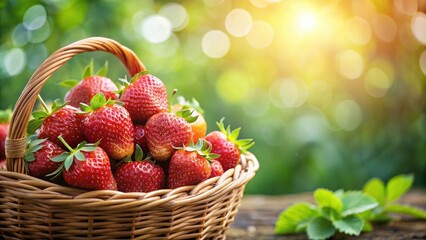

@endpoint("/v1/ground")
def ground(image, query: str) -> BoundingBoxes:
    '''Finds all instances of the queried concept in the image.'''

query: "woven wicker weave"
[0,37,259,239]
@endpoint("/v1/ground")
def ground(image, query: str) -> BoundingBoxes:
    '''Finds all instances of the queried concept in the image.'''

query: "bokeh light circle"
[334,100,362,131]
[4,48,26,76]
[225,9,253,37]
[159,3,189,31]
[364,68,393,97]
[269,78,307,108]
[23,5,47,30]
[243,88,270,117]
[246,20,274,49]
[202,30,230,58]
[411,13,426,45]
[336,50,364,80]
[346,17,371,45]
[420,51,426,75]
[372,14,397,42]
[140,15,172,43]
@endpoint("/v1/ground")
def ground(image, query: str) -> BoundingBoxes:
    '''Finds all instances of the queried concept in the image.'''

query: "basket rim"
[0,152,259,207]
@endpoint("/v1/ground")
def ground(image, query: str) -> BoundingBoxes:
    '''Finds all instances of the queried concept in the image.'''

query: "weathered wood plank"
[228,190,426,239]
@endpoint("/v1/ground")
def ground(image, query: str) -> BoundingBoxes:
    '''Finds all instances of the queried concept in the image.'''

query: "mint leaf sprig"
[276,189,377,240]
[363,174,426,222]
[275,174,426,240]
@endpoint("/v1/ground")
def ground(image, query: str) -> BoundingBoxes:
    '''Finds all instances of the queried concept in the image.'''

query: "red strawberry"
[63,61,118,107]
[52,136,117,190]
[81,93,134,160]
[134,125,149,154]
[145,111,193,161]
[205,118,254,171]
[27,99,84,149]
[115,145,165,192]
[209,160,224,178]
[167,139,218,189]
[0,109,11,159]
[119,73,168,124]
[24,138,64,179]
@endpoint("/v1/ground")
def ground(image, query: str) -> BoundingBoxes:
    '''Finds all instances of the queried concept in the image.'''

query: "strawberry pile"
[24,62,254,192]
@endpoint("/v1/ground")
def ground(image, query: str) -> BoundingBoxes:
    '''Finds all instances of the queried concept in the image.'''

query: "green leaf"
[80,146,97,152]
[363,221,373,232]
[314,188,343,213]
[27,119,44,134]
[59,79,80,88]
[385,204,426,219]
[135,144,143,161]
[332,215,364,236]
[307,217,336,240]
[275,202,317,234]
[90,92,107,110]
[75,151,85,161]
[363,178,386,206]
[341,191,378,216]
[50,152,68,162]
[96,61,109,76]
[31,110,48,119]
[83,59,94,79]
[64,154,74,170]
[25,152,35,162]
[386,174,414,203]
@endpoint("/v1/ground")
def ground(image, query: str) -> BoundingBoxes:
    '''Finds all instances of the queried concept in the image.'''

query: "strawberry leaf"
[64,154,74,170]
[386,174,414,203]
[50,152,68,162]
[59,79,80,89]
[314,188,343,214]
[83,59,94,79]
[96,61,109,77]
[24,138,47,163]
[340,191,378,217]
[31,110,48,119]
[216,118,254,153]
[332,215,364,236]
[75,151,85,161]
[307,217,336,240]
[135,144,144,161]
[363,178,386,206]
[275,202,317,234]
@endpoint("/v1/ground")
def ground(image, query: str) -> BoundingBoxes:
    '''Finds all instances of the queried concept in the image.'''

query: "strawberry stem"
[57,135,74,153]
[37,95,49,112]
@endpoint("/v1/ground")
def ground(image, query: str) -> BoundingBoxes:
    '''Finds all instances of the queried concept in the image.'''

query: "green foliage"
[276,174,426,239]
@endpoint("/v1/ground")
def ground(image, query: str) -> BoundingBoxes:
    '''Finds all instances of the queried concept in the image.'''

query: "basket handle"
[5,37,145,173]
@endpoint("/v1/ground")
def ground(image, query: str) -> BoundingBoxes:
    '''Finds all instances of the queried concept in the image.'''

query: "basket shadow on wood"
[0,37,259,239]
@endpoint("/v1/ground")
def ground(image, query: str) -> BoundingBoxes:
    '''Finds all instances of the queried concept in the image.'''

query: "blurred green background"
[0,0,425,194]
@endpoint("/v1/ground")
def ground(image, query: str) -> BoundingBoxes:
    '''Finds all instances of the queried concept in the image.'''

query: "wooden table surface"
[228,190,426,240]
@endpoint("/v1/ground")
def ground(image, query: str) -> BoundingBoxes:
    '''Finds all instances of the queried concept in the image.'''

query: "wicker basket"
[0,37,259,239]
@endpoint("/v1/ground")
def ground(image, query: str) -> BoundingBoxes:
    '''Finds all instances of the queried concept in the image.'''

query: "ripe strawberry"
[209,160,224,178]
[172,97,207,143]
[24,138,64,179]
[205,118,254,171]
[81,93,134,160]
[134,125,149,154]
[51,136,117,190]
[63,61,118,107]
[115,145,165,192]
[119,73,168,124]
[0,109,11,159]
[145,111,194,161]
[167,139,218,189]
[27,99,84,149]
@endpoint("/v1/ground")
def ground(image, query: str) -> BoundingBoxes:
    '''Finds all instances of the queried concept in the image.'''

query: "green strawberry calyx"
[170,89,199,124]
[59,59,109,89]
[0,109,12,123]
[46,135,98,177]
[217,118,255,154]
[176,96,205,115]
[27,96,68,135]
[79,92,119,113]
[175,138,220,162]
[116,70,150,96]
[23,135,47,172]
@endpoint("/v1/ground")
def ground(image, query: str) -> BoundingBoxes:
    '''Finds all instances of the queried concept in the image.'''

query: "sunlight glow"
[296,11,316,33]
